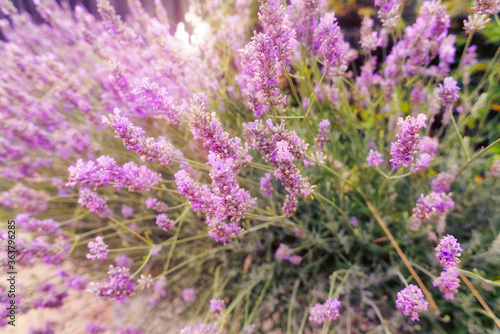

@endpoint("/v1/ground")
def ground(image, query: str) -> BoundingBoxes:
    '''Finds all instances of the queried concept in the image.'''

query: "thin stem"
[304,67,327,118]
[459,268,500,287]
[460,273,500,329]
[365,200,440,315]
[450,109,470,160]
[457,137,500,177]
[287,279,301,334]
[108,216,151,245]
[132,250,153,277]
[378,169,395,194]
[458,32,474,69]
[281,59,302,110]
[163,206,190,272]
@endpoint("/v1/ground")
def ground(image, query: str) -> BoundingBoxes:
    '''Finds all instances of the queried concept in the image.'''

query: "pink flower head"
[395,284,429,321]
[436,234,462,269]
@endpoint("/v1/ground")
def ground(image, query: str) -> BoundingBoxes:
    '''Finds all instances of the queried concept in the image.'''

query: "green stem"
[457,137,500,177]
[304,67,327,118]
[109,216,151,245]
[281,59,302,110]
[459,268,500,287]
[163,206,190,272]
[450,109,470,160]
[132,250,153,277]
[287,279,301,334]
[458,32,474,69]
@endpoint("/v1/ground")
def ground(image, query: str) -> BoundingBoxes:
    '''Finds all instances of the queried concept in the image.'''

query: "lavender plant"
[1,0,500,332]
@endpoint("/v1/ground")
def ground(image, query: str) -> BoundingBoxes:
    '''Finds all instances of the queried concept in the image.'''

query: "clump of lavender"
[88,265,135,301]
[103,108,180,166]
[180,323,218,334]
[431,166,458,193]
[86,236,109,260]
[156,213,174,231]
[182,288,196,302]
[260,173,274,196]
[309,298,342,324]
[145,198,169,213]
[436,235,463,269]
[210,298,226,313]
[438,77,460,110]
[390,114,427,169]
[395,284,429,321]
[78,188,113,218]
[314,12,349,77]
[375,0,403,30]
[67,155,162,192]
[432,267,460,300]
[366,149,384,167]
[239,0,296,117]
[412,191,455,221]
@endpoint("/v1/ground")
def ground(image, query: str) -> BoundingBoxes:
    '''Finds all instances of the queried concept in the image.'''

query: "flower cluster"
[0,184,49,214]
[15,214,60,234]
[309,298,342,324]
[432,267,460,300]
[67,155,162,192]
[438,77,460,110]
[86,236,109,260]
[412,192,455,221]
[182,288,196,302]
[395,284,429,321]
[155,213,174,231]
[145,198,169,213]
[103,108,180,166]
[274,243,302,265]
[366,149,384,167]
[436,235,463,269]
[239,0,296,117]
[260,173,274,196]
[314,12,349,77]
[210,298,226,313]
[390,114,427,169]
[88,265,135,301]
[78,187,113,218]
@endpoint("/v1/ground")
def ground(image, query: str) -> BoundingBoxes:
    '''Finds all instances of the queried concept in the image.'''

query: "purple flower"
[432,267,460,300]
[0,183,49,214]
[486,160,500,178]
[121,205,134,218]
[260,173,274,196]
[395,284,429,321]
[206,216,244,245]
[15,214,60,234]
[146,198,169,213]
[88,265,136,301]
[182,288,196,302]
[359,15,378,52]
[239,0,296,117]
[275,243,293,261]
[78,188,113,218]
[390,114,427,169]
[309,298,342,324]
[315,119,331,150]
[471,0,500,15]
[288,255,303,265]
[349,216,358,226]
[431,166,457,193]
[412,192,455,220]
[366,149,384,167]
[114,327,142,334]
[324,298,342,321]
[188,99,250,171]
[210,298,226,313]
[86,236,109,260]
[85,323,106,334]
[156,213,174,231]
[133,77,183,125]
[375,0,403,30]
[314,12,349,77]
[103,108,180,166]
[115,255,133,268]
[438,77,460,110]
[420,136,439,155]
[67,156,162,192]
[309,303,327,324]
[410,153,433,174]
[436,235,463,269]
[180,323,218,334]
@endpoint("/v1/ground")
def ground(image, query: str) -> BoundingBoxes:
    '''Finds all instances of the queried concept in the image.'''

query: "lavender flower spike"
[438,77,460,110]
[436,234,462,269]
[86,236,109,260]
[390,114,427,169]
[314,12,350,77]
[395,284,429,321]
[366,149,384,167]
[432,267,460,300]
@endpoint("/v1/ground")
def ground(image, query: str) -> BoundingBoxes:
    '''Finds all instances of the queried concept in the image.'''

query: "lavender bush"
[1,0,500,332]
